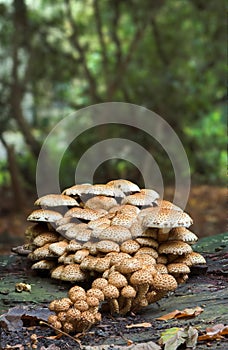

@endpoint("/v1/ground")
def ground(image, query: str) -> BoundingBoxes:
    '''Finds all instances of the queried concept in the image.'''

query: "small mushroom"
[49,241,69,256]
[103,284,120,314]
[61,264,87,282]
[158,240,192,255]
[96,240,120,253]
[68,286,87,302]
[108,271,128,288]
[152,273,178,292]
[130,268,154,306]
[106,179,140,194]
[27,209,63,223]
[116,257,142,274]
[95,225,132,243]
[35,194,79,207]
[119,285,137,314]
[168,227,198,244]
[31,259,56,270]
[33,232,60,247]
[120,239,141,254]
[121,190,159,207]
[167,263,190,276]
[85,196,117,211]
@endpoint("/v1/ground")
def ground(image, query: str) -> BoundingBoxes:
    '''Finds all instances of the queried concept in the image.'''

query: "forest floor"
[0,185,226,255]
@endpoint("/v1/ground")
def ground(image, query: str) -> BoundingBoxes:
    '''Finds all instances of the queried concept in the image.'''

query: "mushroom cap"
[85,196,117,211]
[130,220,145,238]
[80,256,97,271]
[106,179,140,193]
[121,190,159,206]
[158,240,193,255]
[61,264,87,282]
[175,252,206,266]
[120,239,141,254]
[155,264,168,274]
[142,208,193,229]
[167,263,190,275]
[103,284,120,299]
[62,183,92,196]
[66,308,81,322]
[116,257,142,274]
[169,227,198,244]
[86,288,104,301]
[130,269,153,285]
[64,207,107,221]
[31,259,56,270]
[107,252,131,266]
[82,241,98,255]
[96,240,120,253]
[51,298,72,312]
[28,243,56,260]
[135,247,158,259]
[135,237,158,249]
[49,241,69,256]
[51,265,65,279]
[94,257,111,273]
[108,271,128,288]
[87,216,111,229]
[74,249,90,263]
[92,278,109,290]
[33,232,60,247]
[95,225,132,243]
[153,273,178,291]
[27,209,63,223]
[68,286,86,302]
[56,222,76,234]
[111,212,137,228]
[74,300,89,311]
[66,240,83,252]
[85,184,124,197]
[121,285,137,298]
[156,199,183,212]
[35,194,79,207]
[64,223,92,242]
[86,296,100,308]
[134,253,156,266]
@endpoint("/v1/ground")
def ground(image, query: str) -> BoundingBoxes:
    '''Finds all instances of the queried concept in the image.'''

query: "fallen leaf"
[126,322,152,329]
[156,306,204,321]
[159,326,198,350]
[198,324,228,341]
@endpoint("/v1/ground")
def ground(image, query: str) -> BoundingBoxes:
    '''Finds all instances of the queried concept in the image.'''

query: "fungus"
[49,241,69,256]
[35,194,79,207]
[96,240,120,253]
[121,190,159,207]
[31,260,56,270]
[158,240,192,255]
[68,286,86,302]
[85,196,117,211]
[153,273,178,292]
[74,249,90,263]
[120,239,141,254]
[135,237,158,249]
[106,179,140,194]
[27,209,63,223]
[102,284,120,314]
[95,225,132,243]
[168,227,198,244]
[61,264,87,282]
[119,285,137,314]
[130,268,154,305]
[92,277,109,290]
[116,257,142,274]
[108,271,128,288]
[167,263,190,276]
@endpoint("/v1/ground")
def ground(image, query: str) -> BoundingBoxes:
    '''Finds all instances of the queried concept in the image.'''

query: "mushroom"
[167,263,190,277]
[152,273,178,292]
[135,247,158,259]
[102,284,120,314]
[27,209,63,223]
[96,240,120,253]
[85,196,117,211]
[168,227,198,245]
[31,259,56,270]
[33,232,60,247]
[119,285,137,314]
[49,241,69,256]
[156,199,183,212]
[108,271,128,289]
[64,207,107,221]
[120,239,141,254]
[135,237,158,249]
[94,225,132,243]
[28,243,56,260]
[116,257,142,274]
[92,277,109,290]
[106,179,140,194]
[85,184,125,198]
[64,223,92,242]
[74,249,90,263]
[62,183,92,196]
[68,285,87,302]
[158,240,193,255]
[121,189,159,207]
[35,194,79,207]
[130,268,154,306]
[60,264,87,282]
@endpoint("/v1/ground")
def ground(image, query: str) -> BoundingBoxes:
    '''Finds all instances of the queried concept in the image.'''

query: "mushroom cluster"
[25,180,206,334]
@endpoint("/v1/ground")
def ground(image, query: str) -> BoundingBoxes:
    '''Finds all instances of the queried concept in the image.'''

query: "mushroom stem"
[109,299,119,314]
[157,228,170,242]
[134,283,150,305]
[119,298,133,315]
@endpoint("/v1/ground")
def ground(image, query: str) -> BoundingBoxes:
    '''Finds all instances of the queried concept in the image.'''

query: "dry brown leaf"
[198,324,228,341]
[156,306,204,321]
[126,322,152,329]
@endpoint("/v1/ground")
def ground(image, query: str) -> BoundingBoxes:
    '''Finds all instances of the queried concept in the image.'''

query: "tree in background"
[0,0,226,209]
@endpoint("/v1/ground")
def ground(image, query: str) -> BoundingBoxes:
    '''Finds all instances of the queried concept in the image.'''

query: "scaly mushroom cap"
[28,243,56,260]
[86,288,105,301]
[66,308,81,322]
[107,252,131,266]
[82,241,98,255]
[27,209,63,223]
[74,249,90,263]
[96,240,120,253]
[130,219,145,238]
[174,252,206,266]
[68,286,86,302]
[92,277,109,290]
[106,179,140,193]
[109,204,140,215]
[111,212,137,228]
[65,207,107,221]
[141,208,193,229]
[155,264,168,274]
[116,257,142,274]
[168,227,198,244]
[95,225,132,243]
[56,222,76,234]
[85,184,124,197]
[31,259,56,270]
[158,241,192,255]
[62,183,92,196]
[167,263,190,275]
[87,216,111,229]
[120,239,141,254]
[49,241,69,256]
[121,285,137,298]
[130,269,153,285]
[135,237,158,249]
[121,190,159,206]
[50,298,72,312]
[74,300,89,311]
[85,196,117,211]
[134,253,156,266]
[86,296,100,308]
[64,223,92,242]
[94,257,111,273]
[153,273,178,291]
[66,240,82,252]
[108,271,128,288]
[103,284,120,299]
[156,199,183,212]
[51,265,65,279]
[135,247,158,259]
[61,264,87,282]
[35,194,79,207]
[33,232,60,247]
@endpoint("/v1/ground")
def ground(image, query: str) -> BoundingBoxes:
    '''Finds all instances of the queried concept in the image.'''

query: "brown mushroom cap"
[111,213,136,228]
[135,247,158,259]
[156,199,183,212]
[28,243,56,260]
[62,183,92,196]
[94,257,111,273]
[141,208,193,229]
[120,239,141,254]
[64,223,92,242]
[96,240,120,253]
[49,241,69,256]
[107,252,131,266]
[169,227,198,244]
[27,209,63,223]
[106,179,140,193]
[86,288,105,301]
[50,298,72,312]
[155,264,168,274]
[121,190,159,206]
[65,207,107,221]
[108,271,128,288]
[61,264,87,282]
[35,194,79,207]
[121,285,137,298]
[74,249,90,263]
[92,277,109,290]
[158,240,192,255]
[153,273,178,291]
[135,237,158,249]
[87,216,111,229]
[174,252,206,266]
[68,286,87,302]
[85,184,124,197]
[134,253,156,266]
[130,269,153,285]
[130,220,145,238]
[74,300,89,312]
[66,240,83,252]
[95,225,132,243]
[116,257,142,274]
[51,265,65,279]
[167,263,190,275]
[85,196,117,211]
[66,308,81,322]
[33,232,60,247]
[103,284,120,299]
[31,259,56,270]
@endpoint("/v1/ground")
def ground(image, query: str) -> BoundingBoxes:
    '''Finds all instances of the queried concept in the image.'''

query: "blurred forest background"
[0,0,226,253]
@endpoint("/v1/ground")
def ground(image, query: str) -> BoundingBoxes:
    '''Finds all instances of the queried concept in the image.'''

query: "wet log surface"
[0,233,227,349]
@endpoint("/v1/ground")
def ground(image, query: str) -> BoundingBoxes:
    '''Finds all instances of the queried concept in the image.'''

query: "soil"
[0,233,227,350]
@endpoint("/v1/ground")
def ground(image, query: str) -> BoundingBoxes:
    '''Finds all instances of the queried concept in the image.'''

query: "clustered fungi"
[24,180,206,334]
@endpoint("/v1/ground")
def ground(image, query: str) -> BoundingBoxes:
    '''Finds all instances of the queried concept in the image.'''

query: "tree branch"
[64,0,101,102]
[151,17,169,66]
